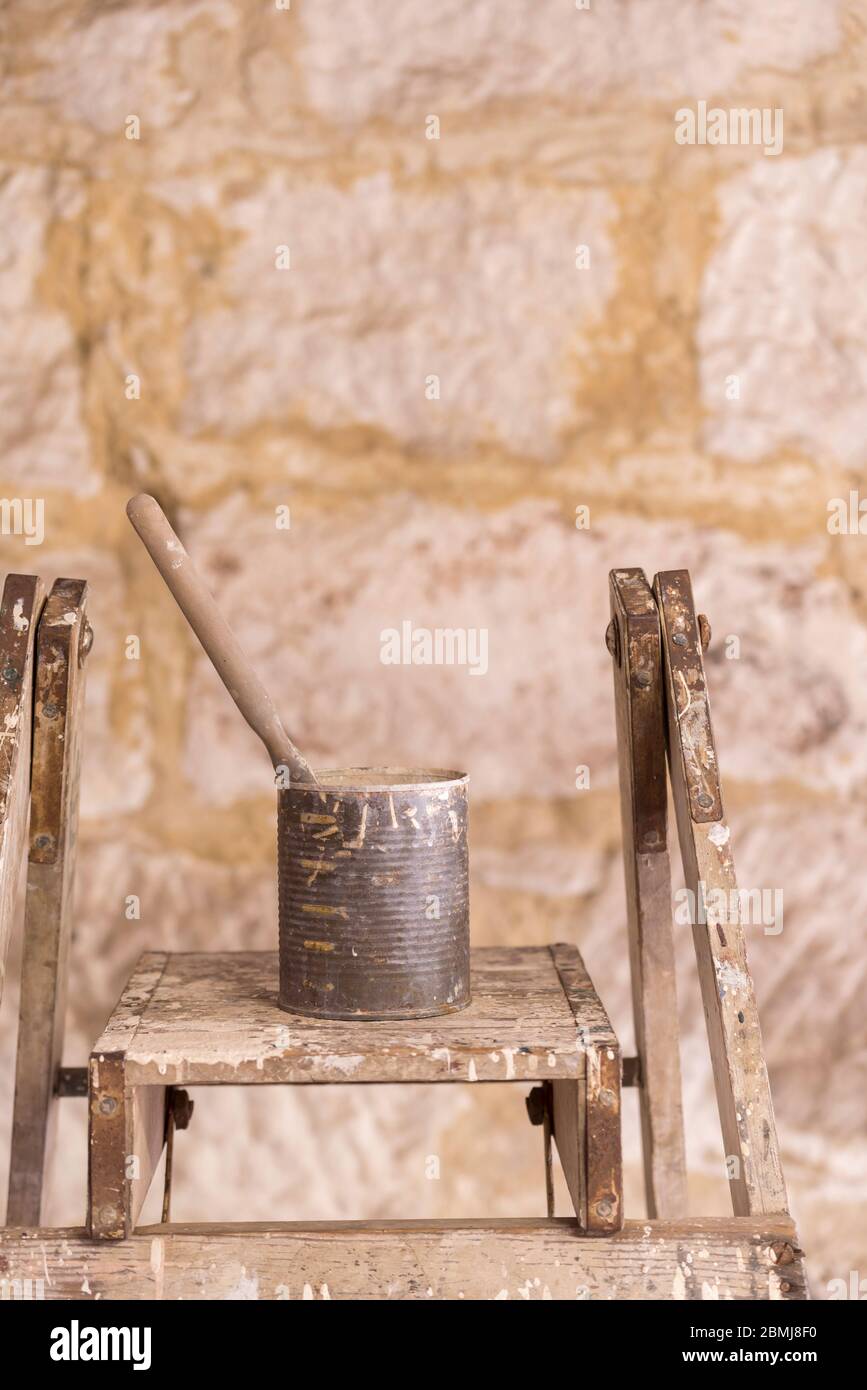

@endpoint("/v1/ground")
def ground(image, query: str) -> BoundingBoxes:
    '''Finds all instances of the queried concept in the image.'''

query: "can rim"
[287,766,468,793]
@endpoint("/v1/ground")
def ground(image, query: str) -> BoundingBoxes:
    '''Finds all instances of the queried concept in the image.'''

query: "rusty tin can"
[278,768,470,1020]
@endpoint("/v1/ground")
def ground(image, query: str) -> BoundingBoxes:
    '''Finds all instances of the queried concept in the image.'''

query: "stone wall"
[1,0,865,1296]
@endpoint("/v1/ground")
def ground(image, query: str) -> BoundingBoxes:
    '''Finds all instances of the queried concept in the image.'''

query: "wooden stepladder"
[607,568,787,1222]
[0,565,805,1300]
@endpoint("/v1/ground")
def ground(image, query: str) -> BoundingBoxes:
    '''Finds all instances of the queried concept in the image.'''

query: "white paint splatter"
[224,1267,259,1300]
[319,1054,365,1076]
[715,959,749,996]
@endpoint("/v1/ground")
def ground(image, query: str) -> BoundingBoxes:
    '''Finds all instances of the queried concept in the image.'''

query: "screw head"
[98,1095,118,1116]
[594,1199,614,1219]
[604,618,620,665]
[770,1241,795,1266]
[634,670,652,688]
[2,665,20,684]
[672,632,687,647]
[598,1087,616,1108]
[697,793,714,809]
[42,701,58,719]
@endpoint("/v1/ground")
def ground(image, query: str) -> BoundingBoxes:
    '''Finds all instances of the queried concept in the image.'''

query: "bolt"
[672,632,687,647]
[598,1087,616,1108]
[697,613,712,651]
[98,1096,118,1116]
[604,618,620,665]
[697,793,714,809]
[634,670,652,688]
[779,1281,792,1294]
[98,1204,119,1229]
[42,702,58,719]
[594,1199,614,1219]
[32,833,54,854]
[770,1241,795,1266]
[643,829,660,848]
[2,665,20,685]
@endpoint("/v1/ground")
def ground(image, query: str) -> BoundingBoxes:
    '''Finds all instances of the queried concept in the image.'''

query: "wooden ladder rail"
[6,578,91,1225]
[0,575,44,1011]
[652,568,788,1218]
[607,569,688,1219]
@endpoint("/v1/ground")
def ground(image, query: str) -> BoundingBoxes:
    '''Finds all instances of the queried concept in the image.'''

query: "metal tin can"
[277,768,470,1020]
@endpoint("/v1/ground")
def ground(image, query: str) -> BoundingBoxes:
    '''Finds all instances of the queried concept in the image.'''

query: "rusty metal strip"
[29,578,91,864]
[654,569,722,824]
[87,1053,129,1240]
[608,567,668,853]
[583,1045,622,1234]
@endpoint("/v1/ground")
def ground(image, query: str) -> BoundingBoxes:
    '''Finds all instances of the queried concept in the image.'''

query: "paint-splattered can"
[277,769,470,1020]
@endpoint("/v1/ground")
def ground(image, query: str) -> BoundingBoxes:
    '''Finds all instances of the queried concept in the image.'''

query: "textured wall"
[1,0,866,1297]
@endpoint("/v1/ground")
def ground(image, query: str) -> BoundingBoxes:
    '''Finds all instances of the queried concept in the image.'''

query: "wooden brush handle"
[126,494,317,784]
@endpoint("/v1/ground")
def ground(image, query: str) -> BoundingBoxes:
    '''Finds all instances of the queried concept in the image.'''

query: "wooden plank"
[96,947,603,1086]
[0,1217,807,1300]
[551,1079,585,1221]
[654,570,787,1218]
[550,943,622,1232]
[0,575,44,1007]
[608,568,687,1219]
[89,954,169,1239]
[130,1086,167,1230]
[6,579,91,1225]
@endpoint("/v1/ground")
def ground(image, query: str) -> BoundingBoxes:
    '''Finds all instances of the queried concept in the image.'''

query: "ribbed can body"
[278,769,470,1019]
